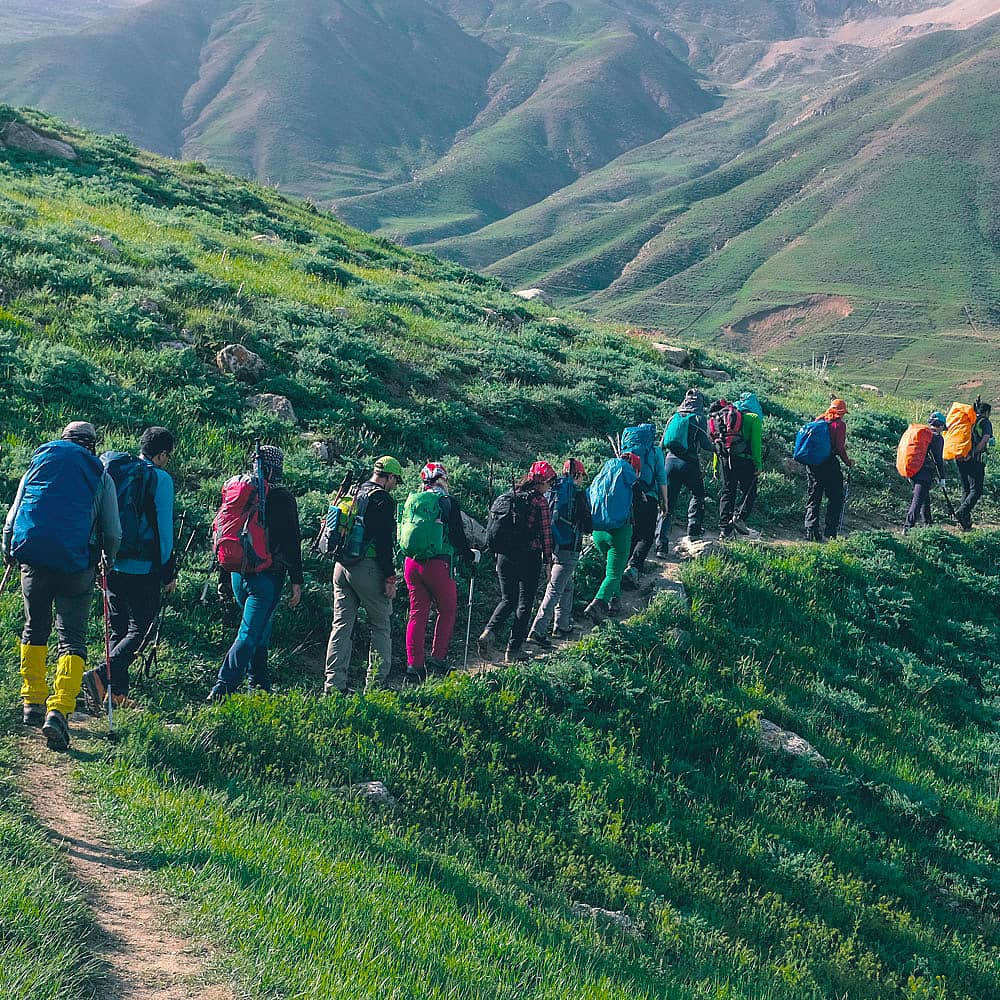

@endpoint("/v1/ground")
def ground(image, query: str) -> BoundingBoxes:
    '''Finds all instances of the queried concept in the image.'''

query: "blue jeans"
[217,571,283,692]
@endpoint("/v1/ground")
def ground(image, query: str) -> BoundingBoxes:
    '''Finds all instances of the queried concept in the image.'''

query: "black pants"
[719,455,758,527]
[660,454,705,544]
[486,550,543,647]
[21,564,95,658]
[104,570,162,697]
[904,475,933,528]
[955,459,985,521]
[628,492,659,571]
[805,458,844,537]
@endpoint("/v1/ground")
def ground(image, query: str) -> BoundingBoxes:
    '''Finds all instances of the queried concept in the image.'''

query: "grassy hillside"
[1,108,999,999]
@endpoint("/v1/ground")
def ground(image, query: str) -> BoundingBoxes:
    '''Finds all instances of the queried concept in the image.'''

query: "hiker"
[901,412,946,532]
[324,456,402,694]
[802,398,855,542]
[658,389,712,550]
[478,461,555,664]
[208,446,302,700]
[2,421,121,750]
[620,423,668,590]
[954,399,993,531]
[584,452,641,624]
[712,396,763,541]
[528,459,592,645]
[400,462,480,685]
[82,427,177,712]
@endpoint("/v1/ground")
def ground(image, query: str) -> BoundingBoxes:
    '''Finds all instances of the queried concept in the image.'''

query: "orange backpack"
[896,424,933,478]
[943,402,976,461]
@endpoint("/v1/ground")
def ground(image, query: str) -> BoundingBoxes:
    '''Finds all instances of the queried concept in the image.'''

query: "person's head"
[563,458,586,484]
[928,411,947,434]
[140,426,175,468]
[420,462,448,492]
[621,452,642,476]
[373,455,404,491]
[824,398,848,420]
[974,398,992,417]
[520,460,557,492]
[61,421,98,454]
[250,444,284,482]
[682,388,706,411]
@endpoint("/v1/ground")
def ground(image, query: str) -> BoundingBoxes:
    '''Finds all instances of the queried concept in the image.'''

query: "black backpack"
[486,490,534,555]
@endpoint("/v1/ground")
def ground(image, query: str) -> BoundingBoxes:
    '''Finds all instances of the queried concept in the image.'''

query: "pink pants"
[404,557,458,667]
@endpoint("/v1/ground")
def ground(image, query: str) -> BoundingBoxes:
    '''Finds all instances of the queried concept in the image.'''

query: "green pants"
[593,525,632,603]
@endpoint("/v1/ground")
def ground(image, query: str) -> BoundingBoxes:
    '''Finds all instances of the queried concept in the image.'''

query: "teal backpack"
[662,413,695,456]
[621,424,656,488]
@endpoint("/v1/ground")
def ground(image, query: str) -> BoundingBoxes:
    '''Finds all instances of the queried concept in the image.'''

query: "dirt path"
[17,722,234,1000]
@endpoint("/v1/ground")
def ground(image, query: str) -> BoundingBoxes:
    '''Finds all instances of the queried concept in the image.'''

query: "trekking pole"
[838,469,852,536]
[100,560,116,740]
[462,570,476,671]
[940,480,958,521]
[0,560,16,594]
[139,524,198,679]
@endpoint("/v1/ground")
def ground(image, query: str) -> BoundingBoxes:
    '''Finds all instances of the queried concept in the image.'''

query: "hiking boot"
[585,598,609,625]
[426,657,449,677]
[22,703,45,728]
[805,528,824,543]
[733,519,752,535]
[552,626,576,640]
[608,596,622,615]
[654,547,670,559]
[957,510,973,532]
[621,568,639,591]
[41,710,70,751]
[527,631,552,649]
[477,629,494,660]
[206,683,229,703]
[81,668,107,715]
[719,524,736,542]
[687,529,704,541]
[505,643,529,664]
[404,666,427,686]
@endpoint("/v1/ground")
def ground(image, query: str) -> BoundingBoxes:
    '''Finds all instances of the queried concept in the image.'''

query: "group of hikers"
[2,389,992,750]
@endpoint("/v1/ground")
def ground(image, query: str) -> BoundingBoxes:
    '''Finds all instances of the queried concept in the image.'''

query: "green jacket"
[741,411,763,471]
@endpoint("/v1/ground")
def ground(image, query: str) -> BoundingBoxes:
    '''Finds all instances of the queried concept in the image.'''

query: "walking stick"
[100,561,116,740]
[939,480,958,521]
[0,560,16,593]
[139,524,198,679]
[463,571,476,671]
[838,469,852,537]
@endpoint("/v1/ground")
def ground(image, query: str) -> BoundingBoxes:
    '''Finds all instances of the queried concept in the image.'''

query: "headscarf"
[251,444,284,482]
[821,398,847,422]
[61,421,98,452]
[677,389,706,415]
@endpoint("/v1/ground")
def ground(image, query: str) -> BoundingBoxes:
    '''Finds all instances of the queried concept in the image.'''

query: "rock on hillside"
[0,120,76,159]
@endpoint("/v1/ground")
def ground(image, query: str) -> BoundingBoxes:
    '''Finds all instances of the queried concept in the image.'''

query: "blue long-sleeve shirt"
[115,458,174,575]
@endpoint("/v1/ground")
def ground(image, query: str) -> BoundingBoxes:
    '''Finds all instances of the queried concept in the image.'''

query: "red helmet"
[563,459,586,477]
[621,452,642,475]
[529,460,557,483]
[420,462,448,484]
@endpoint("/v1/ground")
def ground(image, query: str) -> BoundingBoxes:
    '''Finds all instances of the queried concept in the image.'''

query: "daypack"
[10,440,104,573]
[621,424,656,488]
[486,489,535,555]
[213,475,272,574]
[793,419,832,466]
[708,401,746,457]
[548,475,580,548]
[399,491,452,561]
[736,392,764,420]
[896,424,933,478]
[318,483,375,565]
[100,452,158,563]
[588,458,638,531]
[662,413,695,456]
[943,402,976,461]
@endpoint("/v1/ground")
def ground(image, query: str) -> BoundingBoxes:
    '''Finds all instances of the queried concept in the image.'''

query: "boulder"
[157,340,190,352]
[666,627,692,652]
[248,393,297,424]
[652,343,690,368]
[0,121,77,160]
[334,307,350,318]
[345,780,397,807]
[251,232,280,244]
[87,235,121,258]
[216,344,265,382]
[697,368,731,382]
[513,288,548,303]
[571,902,638,934]
[138,297,160,314]
[759,719,828,768]
[859,383,884,396]
[672,536,720,561]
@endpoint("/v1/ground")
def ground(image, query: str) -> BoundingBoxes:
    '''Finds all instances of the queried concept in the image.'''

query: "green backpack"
[399,491,450,560]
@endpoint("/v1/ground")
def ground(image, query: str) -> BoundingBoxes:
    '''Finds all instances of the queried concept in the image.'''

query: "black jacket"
[266,485,303,585]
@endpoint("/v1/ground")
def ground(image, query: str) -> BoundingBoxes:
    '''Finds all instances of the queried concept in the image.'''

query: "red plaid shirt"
[523,488,554,560]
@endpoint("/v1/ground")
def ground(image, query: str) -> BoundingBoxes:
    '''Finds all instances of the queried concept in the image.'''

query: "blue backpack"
[621,424,656,489]
[101,452,159,563]
[548,475,579,548]
[793,419,832,466]
[736,392,764,420]
[11,440,104,572]
[588,458,638,531]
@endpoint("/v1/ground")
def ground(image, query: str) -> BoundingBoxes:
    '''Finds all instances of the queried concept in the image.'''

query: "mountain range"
[0,0,997,394]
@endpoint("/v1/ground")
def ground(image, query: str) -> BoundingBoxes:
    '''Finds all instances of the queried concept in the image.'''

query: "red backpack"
[213,475,272,574]
[708,400,746,456]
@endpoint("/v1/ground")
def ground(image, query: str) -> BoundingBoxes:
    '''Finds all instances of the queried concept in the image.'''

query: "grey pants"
[325,559,393,693]
[21,564,95,658]
[530,549,579,635]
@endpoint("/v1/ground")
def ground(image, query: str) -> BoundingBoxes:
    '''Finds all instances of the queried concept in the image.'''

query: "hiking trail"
[17,723,234,1000]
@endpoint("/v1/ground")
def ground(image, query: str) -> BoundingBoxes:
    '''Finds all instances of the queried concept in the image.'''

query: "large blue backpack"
[11,441,104,572]
[588,458,638,531]
[793,419,832,466]
[100,452,159,563]
[548,475,580,548]
[621,424,656,490]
